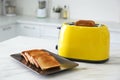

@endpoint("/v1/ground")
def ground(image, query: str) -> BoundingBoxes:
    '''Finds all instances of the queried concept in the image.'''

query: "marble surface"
[0,15,120,32]
[0,16,17,26]
[0,36,120,80]
[0,16,68,27]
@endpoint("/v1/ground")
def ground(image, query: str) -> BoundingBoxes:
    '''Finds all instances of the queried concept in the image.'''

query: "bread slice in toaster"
[75,20,95,27]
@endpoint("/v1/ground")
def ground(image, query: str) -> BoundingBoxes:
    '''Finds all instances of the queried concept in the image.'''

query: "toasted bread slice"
[22,49,45,64]
[30,51,50,68]
[21,49,60,70]
[21,52,29,62]
[35,53,60,70]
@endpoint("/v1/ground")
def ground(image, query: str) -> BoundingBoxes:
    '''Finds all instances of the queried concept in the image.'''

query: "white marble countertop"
[0,16,17,26]
[0,16,68,27]
[0,15,120,31]
[0,36,120,80]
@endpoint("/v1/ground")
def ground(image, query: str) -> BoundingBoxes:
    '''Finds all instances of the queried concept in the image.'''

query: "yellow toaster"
[58,23,110,63]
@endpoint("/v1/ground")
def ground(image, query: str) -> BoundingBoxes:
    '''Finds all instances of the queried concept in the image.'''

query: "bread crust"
[21,49,60,70]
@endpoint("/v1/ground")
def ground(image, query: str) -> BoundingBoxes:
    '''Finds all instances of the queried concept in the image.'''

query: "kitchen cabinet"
[17,23,40,37]
[110,31,120,43]
[0,24,16,42]
[17,23,60,39]
[40,24,59,39]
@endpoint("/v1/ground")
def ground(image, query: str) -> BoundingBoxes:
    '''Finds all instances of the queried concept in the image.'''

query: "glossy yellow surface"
[58,23,110,61]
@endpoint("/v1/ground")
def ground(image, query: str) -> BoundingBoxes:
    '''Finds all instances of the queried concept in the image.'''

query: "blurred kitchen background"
[0,0,120,22]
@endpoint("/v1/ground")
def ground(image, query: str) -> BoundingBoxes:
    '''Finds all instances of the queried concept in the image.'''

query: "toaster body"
[58,23,110,63]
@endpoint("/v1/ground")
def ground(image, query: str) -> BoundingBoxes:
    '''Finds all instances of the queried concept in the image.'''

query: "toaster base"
[64,57,109,63]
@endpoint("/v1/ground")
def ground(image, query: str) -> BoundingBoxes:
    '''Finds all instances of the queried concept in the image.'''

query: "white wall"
[14,0,52,17]
[69,0,120,22]
[51,0,120,22]
[0,0,120,22]
[15,0,38,16]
